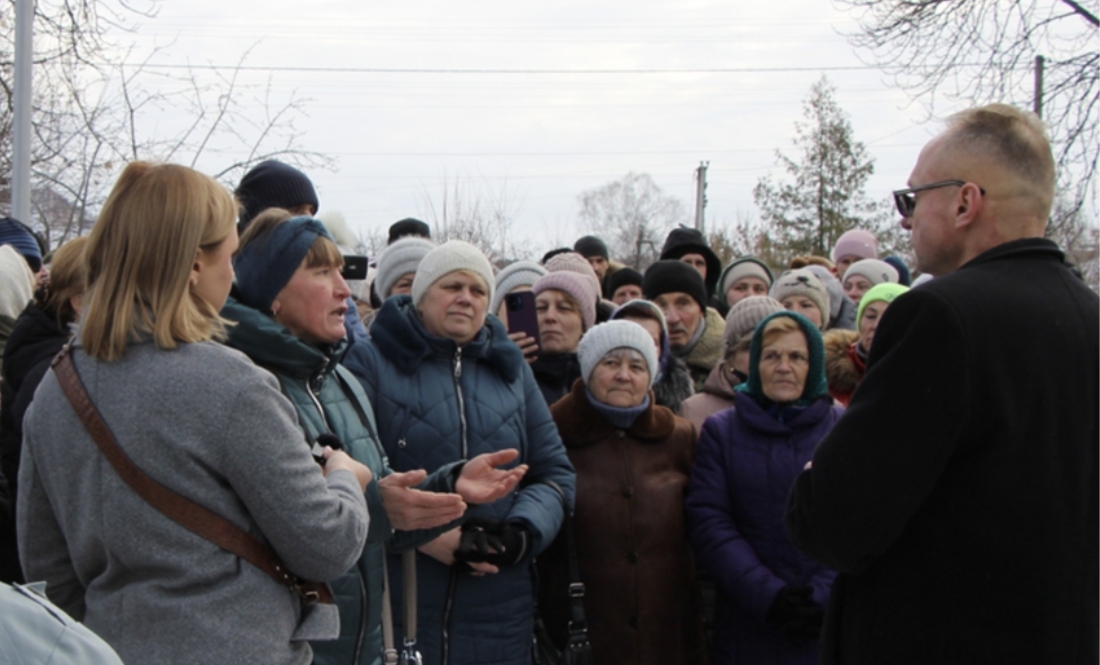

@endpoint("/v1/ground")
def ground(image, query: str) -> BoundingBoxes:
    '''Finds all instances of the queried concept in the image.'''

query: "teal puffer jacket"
[343,296,576,665]
[221,297,461,665]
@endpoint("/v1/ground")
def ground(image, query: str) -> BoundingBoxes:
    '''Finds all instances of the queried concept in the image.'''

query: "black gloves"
[454,517,530,567]
[765,584,825,642]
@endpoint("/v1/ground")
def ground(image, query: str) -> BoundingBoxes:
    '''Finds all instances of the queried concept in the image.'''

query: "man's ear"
[954,183,984,229]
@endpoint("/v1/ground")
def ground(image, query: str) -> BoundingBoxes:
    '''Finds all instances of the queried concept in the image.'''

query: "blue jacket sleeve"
[503,364,576,558]
[686,414,785,622]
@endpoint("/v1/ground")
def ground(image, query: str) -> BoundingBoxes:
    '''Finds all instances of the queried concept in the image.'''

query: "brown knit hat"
[725,296,785,349]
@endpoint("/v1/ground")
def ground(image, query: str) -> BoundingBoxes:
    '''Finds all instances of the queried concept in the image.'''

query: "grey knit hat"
[491,261,548,314]
[725,296,785,349]
[578,320,660,390]
[375,236,436,299]
[770,268,830,331]
[719,257,774,296]
[842,258,899,287]
[411,240,495,306]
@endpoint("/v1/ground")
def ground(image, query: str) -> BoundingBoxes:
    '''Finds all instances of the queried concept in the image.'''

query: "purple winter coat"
[686,391,842,665]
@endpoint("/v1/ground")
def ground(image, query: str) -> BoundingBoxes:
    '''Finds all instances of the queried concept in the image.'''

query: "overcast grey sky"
[120,0,960,253]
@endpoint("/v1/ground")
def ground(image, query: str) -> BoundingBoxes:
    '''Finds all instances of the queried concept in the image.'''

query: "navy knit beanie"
[233,216,334,312]
[883,255,912,286]
[642,260,708,312]
[234,161,319,232]
[0,217,43,272]
[606,267,643,297]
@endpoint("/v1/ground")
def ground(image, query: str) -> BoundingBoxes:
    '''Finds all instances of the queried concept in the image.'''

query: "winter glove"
[454,517,530,566]
[765,584,823,643]
[778,604,825,642]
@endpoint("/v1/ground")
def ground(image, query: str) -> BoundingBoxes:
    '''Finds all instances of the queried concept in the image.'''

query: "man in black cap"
[659,226,726,315]
[643,260,725,392]
[234,160,319,234]
[387,218,431,244]
[606,267,643,305]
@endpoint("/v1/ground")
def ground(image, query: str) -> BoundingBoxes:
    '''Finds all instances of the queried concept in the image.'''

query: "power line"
[131,63,896,75]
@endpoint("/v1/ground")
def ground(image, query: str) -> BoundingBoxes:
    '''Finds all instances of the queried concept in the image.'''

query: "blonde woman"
[17,162,372,665]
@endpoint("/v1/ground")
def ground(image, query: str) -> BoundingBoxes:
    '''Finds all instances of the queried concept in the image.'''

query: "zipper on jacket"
[306,371,333,433]
[441,567,459,665]
[452,347,468,459]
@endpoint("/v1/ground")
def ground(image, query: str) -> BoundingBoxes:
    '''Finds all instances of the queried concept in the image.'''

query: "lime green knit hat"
[857,283,910,329]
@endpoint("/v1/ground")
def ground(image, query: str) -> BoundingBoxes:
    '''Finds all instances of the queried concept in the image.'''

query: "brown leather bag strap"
[51,347,332,604]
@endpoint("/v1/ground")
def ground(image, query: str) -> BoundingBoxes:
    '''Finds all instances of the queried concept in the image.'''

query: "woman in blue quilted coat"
[344,241,575,665]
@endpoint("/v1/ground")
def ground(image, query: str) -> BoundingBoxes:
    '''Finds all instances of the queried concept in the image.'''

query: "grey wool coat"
[17,339,371,665]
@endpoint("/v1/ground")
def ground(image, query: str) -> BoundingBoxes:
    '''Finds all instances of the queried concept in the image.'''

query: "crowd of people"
[0,102,1095,665]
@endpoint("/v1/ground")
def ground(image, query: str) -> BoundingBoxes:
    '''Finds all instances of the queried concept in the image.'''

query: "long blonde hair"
[81,162,237,360]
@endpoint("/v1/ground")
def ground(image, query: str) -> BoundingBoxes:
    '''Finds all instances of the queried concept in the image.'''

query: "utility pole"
[1034,55,1045,119]
[12,0,33,224]
[693,161,709,235]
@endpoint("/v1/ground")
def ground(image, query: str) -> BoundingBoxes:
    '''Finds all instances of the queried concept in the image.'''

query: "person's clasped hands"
[765,584,825,642]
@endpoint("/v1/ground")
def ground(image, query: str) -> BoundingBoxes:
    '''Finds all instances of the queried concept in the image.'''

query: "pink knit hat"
[532,271,599,329]
[831,229,878,263]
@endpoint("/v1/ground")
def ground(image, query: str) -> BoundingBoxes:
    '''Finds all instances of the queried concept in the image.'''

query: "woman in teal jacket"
[344,241,576,665]
[223,212,528,665]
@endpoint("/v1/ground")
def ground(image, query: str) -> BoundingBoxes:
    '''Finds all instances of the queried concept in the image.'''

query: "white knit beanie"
[376,236,436,299]
[577,320,660,390]
[411,240,496,306]
[770,268,830,331]
[491,260,547,315]
[842,258,899,287]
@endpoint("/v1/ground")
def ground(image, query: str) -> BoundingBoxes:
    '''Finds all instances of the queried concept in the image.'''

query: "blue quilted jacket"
[343,295,575,665]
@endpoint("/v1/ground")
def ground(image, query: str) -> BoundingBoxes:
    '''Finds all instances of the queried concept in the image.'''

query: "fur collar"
[685,307,727,373]
[368,295,523,383]
[551,378,676,447]
[823,328,861,397]
[654,353,695,412]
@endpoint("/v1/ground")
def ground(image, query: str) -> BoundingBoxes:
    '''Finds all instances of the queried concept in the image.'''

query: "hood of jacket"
[2,301,69,391]
[221,296,344,381]
[368,295,523,383]
[552,378,676,447]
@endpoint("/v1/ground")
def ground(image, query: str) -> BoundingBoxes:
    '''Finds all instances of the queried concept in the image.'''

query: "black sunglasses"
[893,180,985,218]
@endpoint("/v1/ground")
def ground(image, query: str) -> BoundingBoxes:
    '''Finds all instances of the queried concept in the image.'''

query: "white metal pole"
[12,0,34,224]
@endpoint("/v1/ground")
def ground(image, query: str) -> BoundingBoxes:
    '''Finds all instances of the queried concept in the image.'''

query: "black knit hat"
[659,226,721,297]
[606,266,643,297]
[573,235,609,260]
[541,247,574,265]
[388,218,432,244]
[234,160,319,232]
[643,260,708,312]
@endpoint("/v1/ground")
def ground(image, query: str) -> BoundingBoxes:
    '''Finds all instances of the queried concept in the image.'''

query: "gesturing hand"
[379,469,467,531]
[455,449,528,505]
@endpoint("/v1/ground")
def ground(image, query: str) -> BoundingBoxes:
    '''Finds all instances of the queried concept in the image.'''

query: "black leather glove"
[766,584,823,643]
[778,604,825,642]
[454,517,530,566]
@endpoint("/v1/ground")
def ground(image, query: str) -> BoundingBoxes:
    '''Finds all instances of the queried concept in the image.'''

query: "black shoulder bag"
[533,480,593,665]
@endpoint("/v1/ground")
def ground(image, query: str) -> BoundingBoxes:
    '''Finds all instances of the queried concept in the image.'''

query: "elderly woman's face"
[536,289,584,354]
[419,270,489,345]
[759,330,810,404]
[844,274,874,303]
[589,349,650,408]
[273,258,352,345]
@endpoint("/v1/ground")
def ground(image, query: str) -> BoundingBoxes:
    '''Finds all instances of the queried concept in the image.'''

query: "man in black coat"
[786,103,1098,664]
